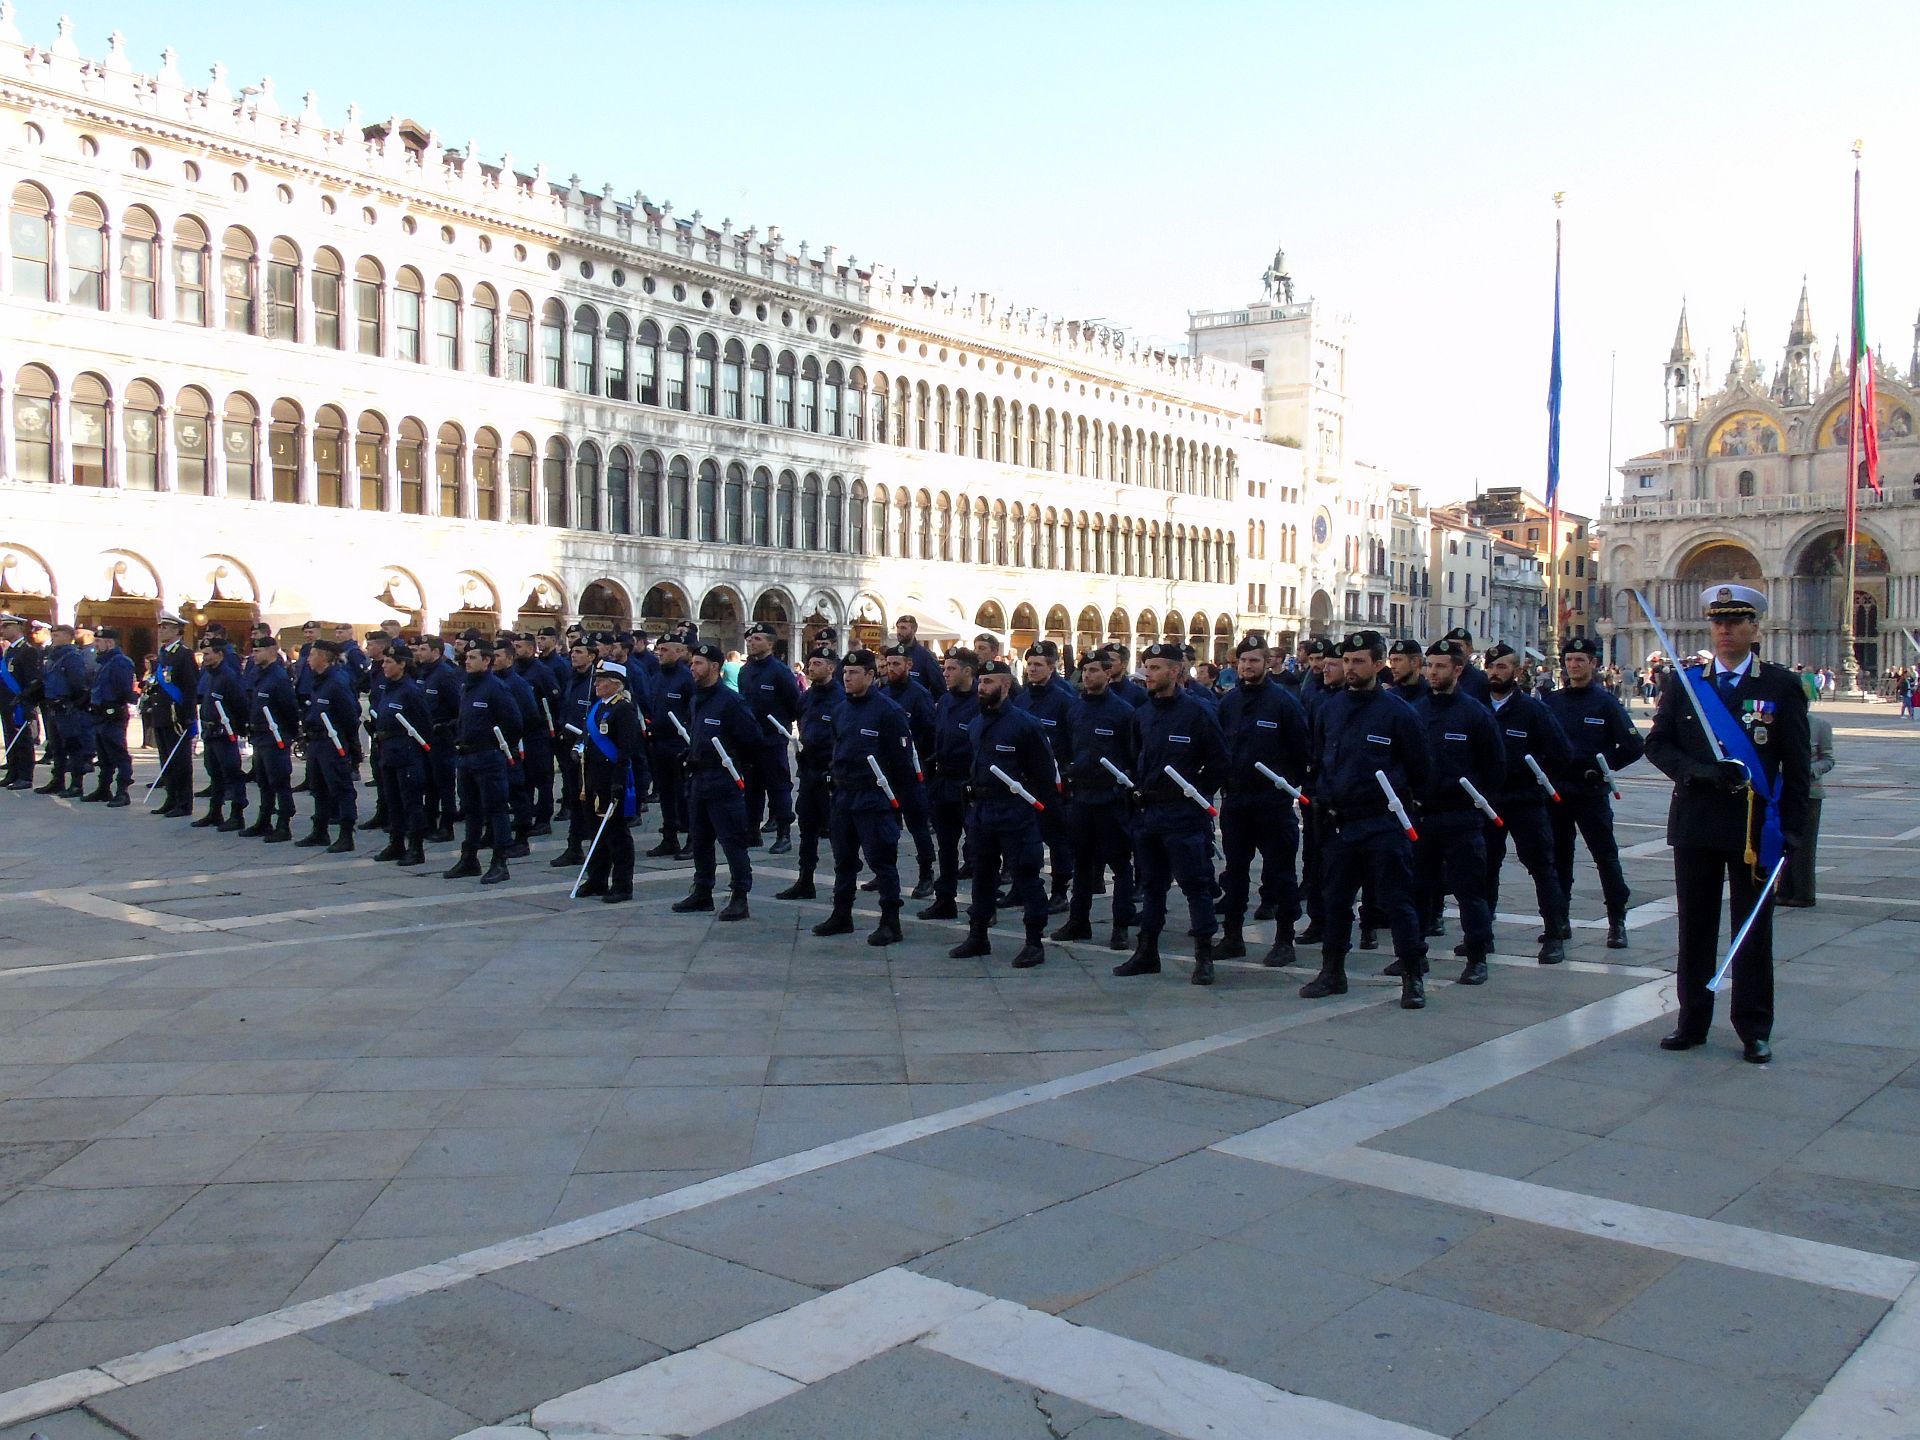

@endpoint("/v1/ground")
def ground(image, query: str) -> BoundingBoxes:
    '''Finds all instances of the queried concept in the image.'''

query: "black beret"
[196,635,224,651]
[843,648,880,671]
[664,624,697,645]
[570,637,594,651]
[459,627,485,643]
[1562,636,1602,657]
[467,641,495,658]
[1425,640,1464,660]
[312,638,344,656]
[95,626,119,641]
[942,646,978,667]
[978,659,1014,677]
[1387,638,1423,657]
[539,626,559,638]
[689,641,724,664]
[1180,645,1198,662]
[249,632,278,649]
[1143,642,1184,662]
[881,640,913,658]
[814,626,839,643]
[1484,643,1518,663]
[744,622,777,639]
[1092,644,1123,664]
[1304,638,1334,657]
[807,645,840,663]
[1339,630,1385,656]
[1235,634,1268,656]
[418,633,445,650]
[1025,640,1059,661]
[1443,626,1473,644]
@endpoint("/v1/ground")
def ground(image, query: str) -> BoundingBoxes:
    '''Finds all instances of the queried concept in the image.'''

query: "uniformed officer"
[488,640,538,854]
[446,641,519,884]
[1387,638,1429,705]
[244,631,298,842]
[1644,584,1810,1063]
[1442,627,1493,703]
[550,638,604,869]
[1011,640,1076,910]
[1300,631,1432,1008]
[574,661,643,903]
[37,624,94,798]
[192,635,248,829]
[915,647,979,920]
[0,613,44,792]
[297,638,361,852]
[647,626,695,858]
[141,612,197,816]
[512,632,562,834]
[1481,642,1573,963]
[891,615,946,693]
[1544,635,1644,948]
[879,641,937,897]
[1293,637,1337,944]
[1052,643,1138,950]
[774,644,842,901]
[1101,644,1148,709]
[811,647,916,946]
[1114,641,1228,985]
[739,621,801,855]
[369,647,433,866]
[673,639,759,921]
[356,634,395,834]
[412,635,463,840]
[1412,641,1504,984]
[86,628,137,805]
[952,658,1051,968]
[1214,635,1311,968]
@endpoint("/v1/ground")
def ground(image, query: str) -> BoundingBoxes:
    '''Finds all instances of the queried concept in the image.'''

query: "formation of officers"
[0,605,1658,1013]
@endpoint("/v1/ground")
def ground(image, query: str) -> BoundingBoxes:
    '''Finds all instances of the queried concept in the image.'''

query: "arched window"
[120,206,159,317]
[576,441,601,529]
[433,276,461,368]
[542,437,569,526]
[436,422,465,517]
[68,373,109,486]
[9,364,55,482]
[973,393,986,458]
[777,469,797,547]
[1737,469,1756,498]
[508,433,535,522]
[266,238,299,340]
[749,466,773,545]
[724,463,746,544]
[1009,405,1023,468]
[915,382,930,449]
[750,346,771,424]
[935,386,950,452]
[722,339,745,420]
[776,351,797,428]
[825,476,845,551]
[639,450,663,535]
[220,226,256,334]
[571,304,599,394]
[849,480,868,553]
[891,377,908,447]
[313,249,344,349]
[66,194,107,309]
[269,399,302,503]
[991,399,1004,461]
[915,490,931,557]
[847,367,867,440]
[667,455,691,538]
[664,326,690,409]
[607,445,632,534]
[353,257,384,355]
[355,412,388,509]
[824,362,844,437]
[694,334,718,415]
[937,494,953,560]
[871,372,889,443]
[395,417,424,513]
[474,427,501,520]
[957,495,973,563]
[803,473,823,550]
[1044,410,1056,471]
[223,393,259,499]
[505,292,533,381]
[696,459,720,542]
[471,284,499,375]
[873,485,890,557]
[540,300,566,387]
[124,380,161,490]
[605,313,629,400]
[1027,405,1040,468]
[636,320,660,405]
[173,216,210,324]
[896,491,911,556]
[314,404,346,507]
[176,389,212,495]
[800,357,821,433]
[9,183,52,299]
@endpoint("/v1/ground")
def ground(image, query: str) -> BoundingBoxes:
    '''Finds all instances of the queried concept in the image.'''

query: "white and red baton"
[711,737,745,790]
[1254,761,1309,807]
[1375,770,1418,840]
[990,764,1045,811]
[1459,777,1503,827]
[866,753,900,810]
[1524,753,1562,802]
[1164,765,1217,817]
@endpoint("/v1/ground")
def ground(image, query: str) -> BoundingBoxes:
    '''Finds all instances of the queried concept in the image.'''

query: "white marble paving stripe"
[0,988,1392,1430]
[196,878,578,930]
[34,887,214,933]
[1290,1145,1917,1302]
[922,1293,1446,1440]
[1214,976,1674,1166]
[1782,1273,1920,1439]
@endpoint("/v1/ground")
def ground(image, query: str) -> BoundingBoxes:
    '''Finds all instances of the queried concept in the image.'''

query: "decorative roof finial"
[1669,297,1693,363]
[1787,275,1815,347]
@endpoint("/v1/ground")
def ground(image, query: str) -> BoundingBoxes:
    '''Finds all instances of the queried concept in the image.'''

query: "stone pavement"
[0,708,1915,1438]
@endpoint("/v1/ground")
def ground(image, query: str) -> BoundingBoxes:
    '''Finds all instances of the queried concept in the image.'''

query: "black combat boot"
[1299,953,1348,999]
[1606,910,1629,949]
[673,887,715,914]
[106,786,130,809]
[1457,947,1489,986]
[768,827,793,856]
[82,780,111,802]
[265,814,293,843]
[1401,959,1428,1009]
[717,891,750,922]
[1048,882,1071,916]
[811,903,853,935]
[217,808,246,833]
[573,874,608,898]
[548,845,584,868]
[1050,914,1092,942]
[238,811,271,837]
[399,838,426,867]
[371,839,405,863]
[191,803,224,829]
[1012,918,1046,969]
[1112,934,1162,977]
[645,833,679,858]
[61,779,85,798]
[918,896,957,920]
[1262,934,1297,968]
[1191,936,1216,987]
[867,904,903,947]
[293,821,330,848]
[442,846,481,878]
[1357,923,1378,951]
[1253,899,1278,922]
[1213,919,1247,961]
[1296,919,1325,946]
[601,883,632,904]
[910,862,934,900]
[326,828,355,855]
[1538,913,1567,965]
[1381,957,1405,977]
[428,825,454,844]
[480,851,509,885]
[34,777,62,794]
[358,809,386,832]
[948,926,991,959]
[1108,921,1131,951]
[775,871,816,901]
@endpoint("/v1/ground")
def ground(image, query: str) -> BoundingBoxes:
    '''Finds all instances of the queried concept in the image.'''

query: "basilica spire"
[1787,276,1815,347]
[1831,334,1847,387]
[1910,309,1920,386]
[1725,311,1756,388]
[1669,299,1693,363]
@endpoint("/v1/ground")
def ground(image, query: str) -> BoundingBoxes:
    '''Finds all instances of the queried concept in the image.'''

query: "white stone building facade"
[0,13,1259,664]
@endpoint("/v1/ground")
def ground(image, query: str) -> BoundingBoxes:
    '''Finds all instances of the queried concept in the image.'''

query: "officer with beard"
[915,646,978,921]
[952,658,1052,969]
[1482,642,1573,964]
[773,644,843,902]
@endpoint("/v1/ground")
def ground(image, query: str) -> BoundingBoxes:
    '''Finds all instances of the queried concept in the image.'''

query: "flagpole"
[1841,143,1862,696]
[1545,192,1564,673]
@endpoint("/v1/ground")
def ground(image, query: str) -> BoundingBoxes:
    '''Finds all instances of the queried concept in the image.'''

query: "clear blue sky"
[30,0,1920,517]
